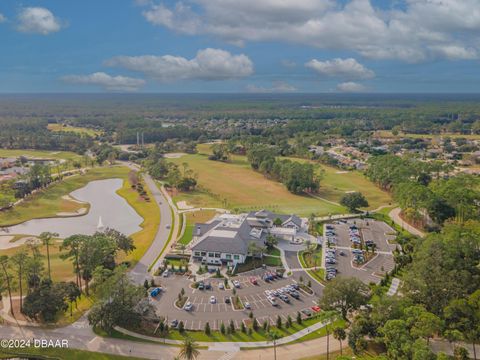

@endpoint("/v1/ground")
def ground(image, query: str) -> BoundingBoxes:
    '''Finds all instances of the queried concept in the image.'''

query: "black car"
[205,282,212,290]
[224,296,231,304]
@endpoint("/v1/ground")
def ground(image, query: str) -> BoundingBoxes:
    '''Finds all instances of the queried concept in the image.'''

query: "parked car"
[290,291,300,299]
[250,277,258,285]
[218,282,224,290]
[244,302,251,309]
[233,280,241,288]
[198,281,205,290]
[291,283,299,290]
[210,295,216,304]
[279,294,290,303]
[301,309,313,317]
[162,270,170,277]
[184,302,193,311]
[150,287,162,297]
[225,296,231,304]
[311,305,321,312]
[170,319,179,328]
[267,296,278,306]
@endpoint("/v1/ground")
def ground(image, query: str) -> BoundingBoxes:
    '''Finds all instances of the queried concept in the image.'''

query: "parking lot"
[150,269,322,330]
[323,218,396,284]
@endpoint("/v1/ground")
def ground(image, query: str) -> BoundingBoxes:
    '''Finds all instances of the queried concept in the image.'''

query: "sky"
[1,0,480,93]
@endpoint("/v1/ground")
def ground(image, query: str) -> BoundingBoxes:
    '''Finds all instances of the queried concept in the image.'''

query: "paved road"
[389,207,425,238]
[128,172,173,284]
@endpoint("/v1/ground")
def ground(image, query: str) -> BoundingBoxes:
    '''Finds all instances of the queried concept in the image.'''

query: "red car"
[311,305,321,312]
[250,277,258,285]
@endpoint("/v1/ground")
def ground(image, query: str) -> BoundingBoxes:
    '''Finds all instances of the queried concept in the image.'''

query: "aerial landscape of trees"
[1,94,480,358]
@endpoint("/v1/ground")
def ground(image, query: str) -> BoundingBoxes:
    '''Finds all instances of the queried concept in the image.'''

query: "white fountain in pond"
[97,216,105,231]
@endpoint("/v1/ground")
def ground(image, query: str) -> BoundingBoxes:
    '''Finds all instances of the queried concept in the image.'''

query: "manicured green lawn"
[178,210,217,245]
[116,175,160,264]
[146,314,343,343]
[0,148,83,162]
[168,148,343,216]
[299,247,325,283]
[0,166,130,226]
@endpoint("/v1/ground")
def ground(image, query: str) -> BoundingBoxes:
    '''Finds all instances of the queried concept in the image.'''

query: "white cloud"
[17,7,62,35]
[0,14,6,23]
[62,72,146,92]
[246,81,297,93]
[336,81,367,93]
[305,58,374,80]
[106,48,254,82]
[139,0,480,62]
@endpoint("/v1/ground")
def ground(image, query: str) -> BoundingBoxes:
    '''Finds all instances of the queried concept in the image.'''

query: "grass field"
[142,315,345,343]
[116,175,160,264]
[0,166,130,226]
[169,144,390,215]
[0,148,83,162]
[178,210,217,245]
[48,123,102,137]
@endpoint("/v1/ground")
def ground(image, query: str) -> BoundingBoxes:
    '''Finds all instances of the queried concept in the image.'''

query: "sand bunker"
[177,201,194,210]
[164,153,187,159]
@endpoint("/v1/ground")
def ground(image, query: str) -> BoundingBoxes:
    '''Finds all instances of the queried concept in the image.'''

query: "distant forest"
[2,94,480,152]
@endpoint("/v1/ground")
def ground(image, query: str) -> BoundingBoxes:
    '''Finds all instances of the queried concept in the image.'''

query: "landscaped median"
[299,245,326,285]
[115,312,346,346]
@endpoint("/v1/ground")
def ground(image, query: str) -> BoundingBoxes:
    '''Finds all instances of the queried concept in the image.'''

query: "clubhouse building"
[189,210,306,266]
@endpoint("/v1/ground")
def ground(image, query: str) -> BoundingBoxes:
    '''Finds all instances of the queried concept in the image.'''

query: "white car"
[244,302,251,309]
[233,280,241,288]
[218,282,225,290]
[184,302,193,311]
[210,295,216,304]
[267,296,278,306]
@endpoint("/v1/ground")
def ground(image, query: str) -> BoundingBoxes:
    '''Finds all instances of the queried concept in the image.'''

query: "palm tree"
[178,336,200,360]
[0,256,14,315]
[268,330,280,360]
[318,310,338,360]
[40,232,58,281]
[333,326,347,356]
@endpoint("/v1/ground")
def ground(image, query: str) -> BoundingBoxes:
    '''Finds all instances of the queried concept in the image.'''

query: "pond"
[3,178,143,239]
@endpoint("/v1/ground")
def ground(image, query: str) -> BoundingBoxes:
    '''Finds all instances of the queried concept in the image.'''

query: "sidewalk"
[388,208,425,238]
[115,319,331,350]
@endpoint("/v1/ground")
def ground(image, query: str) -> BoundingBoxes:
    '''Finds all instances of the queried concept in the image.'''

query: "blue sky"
[1,0,480,93]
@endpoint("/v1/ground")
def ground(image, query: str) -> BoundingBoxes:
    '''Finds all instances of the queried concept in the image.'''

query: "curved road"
[129,172,173,284]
